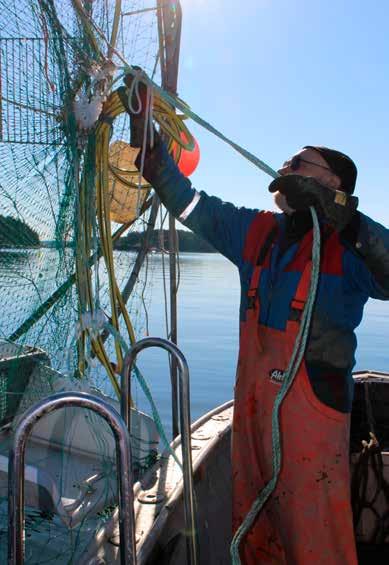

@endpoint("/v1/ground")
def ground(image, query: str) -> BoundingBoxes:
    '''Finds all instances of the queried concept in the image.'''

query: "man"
[122,79,389,564]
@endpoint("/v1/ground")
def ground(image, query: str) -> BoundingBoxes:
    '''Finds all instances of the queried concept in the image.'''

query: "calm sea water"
[1,250,388,435]
[132,252,242,431]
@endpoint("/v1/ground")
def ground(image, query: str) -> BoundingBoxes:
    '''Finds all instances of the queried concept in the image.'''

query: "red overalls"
[232,213,358,564]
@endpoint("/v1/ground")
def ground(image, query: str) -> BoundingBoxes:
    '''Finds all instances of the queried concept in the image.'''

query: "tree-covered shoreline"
[0,219,216,253]
[114,229,217,253]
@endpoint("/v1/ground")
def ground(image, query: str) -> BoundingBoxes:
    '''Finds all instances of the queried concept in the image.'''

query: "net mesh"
[0,0,162,358]
[0,1,174,561]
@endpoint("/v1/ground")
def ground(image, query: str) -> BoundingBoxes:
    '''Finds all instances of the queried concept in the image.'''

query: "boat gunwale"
[79,399,234,564]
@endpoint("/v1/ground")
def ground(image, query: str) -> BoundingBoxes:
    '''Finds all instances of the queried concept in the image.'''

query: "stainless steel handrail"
[121,337,199,565]
[8,392,137,565]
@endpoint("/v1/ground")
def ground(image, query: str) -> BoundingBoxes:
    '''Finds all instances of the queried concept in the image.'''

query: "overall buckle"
[247,292,256,310]
[289,298,305,322]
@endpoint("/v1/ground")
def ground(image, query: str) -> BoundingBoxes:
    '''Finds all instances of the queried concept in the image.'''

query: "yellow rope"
[76,84,192,397]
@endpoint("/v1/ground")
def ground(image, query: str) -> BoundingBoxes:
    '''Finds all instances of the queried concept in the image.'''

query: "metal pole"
[121,337,199,565]
[157,0,183,439]
[168,216,179,438]
[8,392,137,565]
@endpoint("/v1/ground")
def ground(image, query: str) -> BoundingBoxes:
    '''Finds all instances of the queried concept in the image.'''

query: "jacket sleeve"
[343,211,389,299]
[138,140,260,267]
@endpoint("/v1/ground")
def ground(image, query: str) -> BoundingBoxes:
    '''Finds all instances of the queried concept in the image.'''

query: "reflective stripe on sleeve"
[178,191,201,221]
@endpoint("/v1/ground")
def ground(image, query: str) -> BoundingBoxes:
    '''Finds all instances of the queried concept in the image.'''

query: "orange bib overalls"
[232,215,358,564]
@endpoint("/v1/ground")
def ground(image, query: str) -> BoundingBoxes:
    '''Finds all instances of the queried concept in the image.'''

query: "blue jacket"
[142,142,389,413]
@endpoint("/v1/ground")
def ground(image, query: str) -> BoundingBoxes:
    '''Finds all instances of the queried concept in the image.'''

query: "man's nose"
[277,164,289,175]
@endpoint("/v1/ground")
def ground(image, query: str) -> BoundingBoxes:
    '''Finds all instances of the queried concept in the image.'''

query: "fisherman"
[123,76,389,564]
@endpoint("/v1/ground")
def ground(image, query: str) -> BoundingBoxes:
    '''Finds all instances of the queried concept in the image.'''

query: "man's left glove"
[268,174,358,232]
[116,70,164,182]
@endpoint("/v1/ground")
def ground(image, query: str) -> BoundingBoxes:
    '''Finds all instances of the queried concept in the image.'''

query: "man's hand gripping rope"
[269,174,359,232]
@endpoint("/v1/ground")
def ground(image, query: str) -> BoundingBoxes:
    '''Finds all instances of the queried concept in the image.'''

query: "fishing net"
[351,376,389,549]
[0,0,163,373]
[0,1,183,562]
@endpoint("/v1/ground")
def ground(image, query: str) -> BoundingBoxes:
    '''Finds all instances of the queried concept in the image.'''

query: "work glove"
[121,68,159,149]
[268,174,359,232]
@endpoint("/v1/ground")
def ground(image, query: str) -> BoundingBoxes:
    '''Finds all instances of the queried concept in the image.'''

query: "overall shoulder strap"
[288,225,338,323]
[242,211,278,265]
[246,215,278,310]
[289,262,312,321]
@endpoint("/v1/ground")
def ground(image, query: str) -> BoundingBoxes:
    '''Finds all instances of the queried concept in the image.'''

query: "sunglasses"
[285,156,332,172]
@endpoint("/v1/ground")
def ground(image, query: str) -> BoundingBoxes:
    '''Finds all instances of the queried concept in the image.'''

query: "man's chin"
[274,192,295,215]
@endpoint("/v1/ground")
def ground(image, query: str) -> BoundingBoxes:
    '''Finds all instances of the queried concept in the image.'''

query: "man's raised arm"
[137,137,260,267]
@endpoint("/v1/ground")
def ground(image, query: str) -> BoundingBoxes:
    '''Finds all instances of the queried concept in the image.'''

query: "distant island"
[114,229,217,253]
[0,215,40,247]
[0,219,216,254]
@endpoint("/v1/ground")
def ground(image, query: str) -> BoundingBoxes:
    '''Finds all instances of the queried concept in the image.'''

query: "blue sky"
[177,0,388,225]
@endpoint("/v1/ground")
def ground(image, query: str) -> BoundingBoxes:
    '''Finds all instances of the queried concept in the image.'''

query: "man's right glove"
[269,174,359,232]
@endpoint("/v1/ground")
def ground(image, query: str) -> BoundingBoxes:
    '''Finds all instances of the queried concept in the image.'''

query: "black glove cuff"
[134,134,166,184]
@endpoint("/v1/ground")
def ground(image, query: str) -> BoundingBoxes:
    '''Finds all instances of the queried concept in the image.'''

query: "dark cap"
[304,146,357,194]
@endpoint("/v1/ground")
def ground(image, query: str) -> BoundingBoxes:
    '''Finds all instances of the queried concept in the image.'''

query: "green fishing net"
[0,1,178,562]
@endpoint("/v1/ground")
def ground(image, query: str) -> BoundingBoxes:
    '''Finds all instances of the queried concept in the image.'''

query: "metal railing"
[8,392,137,565]
[121,337,199,565]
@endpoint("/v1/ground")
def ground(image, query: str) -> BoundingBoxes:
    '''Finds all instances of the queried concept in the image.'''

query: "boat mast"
[157,0,182,439]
